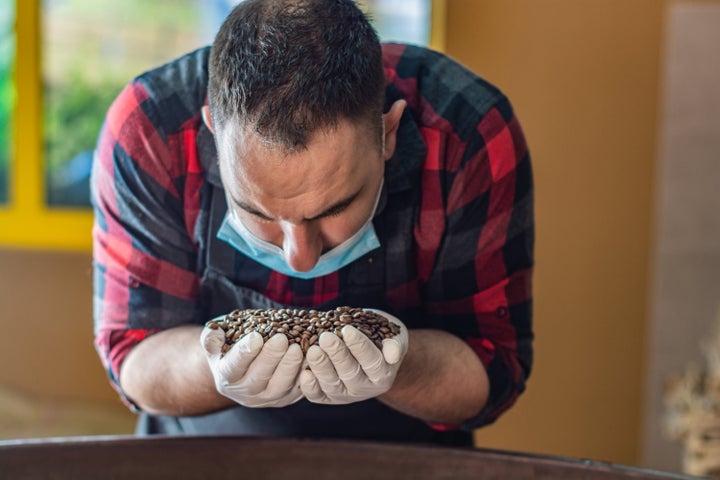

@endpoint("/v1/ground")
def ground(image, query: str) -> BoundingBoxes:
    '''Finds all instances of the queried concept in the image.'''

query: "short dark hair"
[208,0,385,150]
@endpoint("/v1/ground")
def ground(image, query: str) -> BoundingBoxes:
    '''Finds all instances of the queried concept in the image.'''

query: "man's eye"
[325,208,344,218]
[251,212,274,223]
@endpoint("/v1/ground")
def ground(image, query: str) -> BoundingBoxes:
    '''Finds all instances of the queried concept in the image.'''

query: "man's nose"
[282,222,323,272]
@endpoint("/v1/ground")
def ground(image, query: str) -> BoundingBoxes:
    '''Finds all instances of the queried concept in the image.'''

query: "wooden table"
[0,435,701,479]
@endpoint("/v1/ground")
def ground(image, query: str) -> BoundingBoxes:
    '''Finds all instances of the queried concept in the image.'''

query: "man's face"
[217,118,386,273]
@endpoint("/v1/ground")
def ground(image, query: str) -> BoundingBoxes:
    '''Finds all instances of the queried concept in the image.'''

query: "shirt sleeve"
[417,96,534,430]
[91,80,203,408]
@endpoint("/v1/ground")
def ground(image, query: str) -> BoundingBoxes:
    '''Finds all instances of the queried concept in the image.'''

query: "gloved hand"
[299,309,409,404]
[201,321,304,408]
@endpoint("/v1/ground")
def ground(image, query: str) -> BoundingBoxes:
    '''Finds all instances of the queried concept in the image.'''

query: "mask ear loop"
[369,177,384,220]
[381,119,386,161]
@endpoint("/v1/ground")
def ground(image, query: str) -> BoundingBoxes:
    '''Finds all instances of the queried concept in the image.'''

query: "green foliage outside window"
[0,0,14,205]
[42,0,214,207]
[40,0,432,208]
[44,72,119,174]
[43,71,121,206]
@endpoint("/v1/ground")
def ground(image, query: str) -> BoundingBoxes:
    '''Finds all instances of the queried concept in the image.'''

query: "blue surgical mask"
[217,180,383,279]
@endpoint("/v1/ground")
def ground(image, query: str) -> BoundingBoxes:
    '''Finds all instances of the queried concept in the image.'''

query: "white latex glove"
[201,323,304,408]
[299,309,409,404]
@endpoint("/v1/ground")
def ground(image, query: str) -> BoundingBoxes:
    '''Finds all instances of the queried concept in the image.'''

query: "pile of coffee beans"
[206,306,401,355]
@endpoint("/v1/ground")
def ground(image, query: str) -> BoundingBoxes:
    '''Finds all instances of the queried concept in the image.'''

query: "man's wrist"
[378,329,489,425]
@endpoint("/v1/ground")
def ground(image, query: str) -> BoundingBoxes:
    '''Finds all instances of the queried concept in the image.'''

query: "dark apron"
[136,134,472,447]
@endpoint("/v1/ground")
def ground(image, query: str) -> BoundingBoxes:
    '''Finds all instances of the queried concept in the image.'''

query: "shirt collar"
[383,106,426,194]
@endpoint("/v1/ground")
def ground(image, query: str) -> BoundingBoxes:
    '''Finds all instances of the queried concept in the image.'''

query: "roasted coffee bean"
[207,306,401,356]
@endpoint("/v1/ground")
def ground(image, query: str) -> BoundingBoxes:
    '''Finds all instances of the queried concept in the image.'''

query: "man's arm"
[92,79,208,411]
[379,329,490,425]
[119,326,235,416]
[373,95,533,428]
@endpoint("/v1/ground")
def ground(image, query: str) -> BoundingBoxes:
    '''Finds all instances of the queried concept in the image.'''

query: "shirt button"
[496,306,508,318]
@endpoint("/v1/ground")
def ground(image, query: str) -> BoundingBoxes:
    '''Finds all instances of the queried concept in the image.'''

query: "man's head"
[207,0,385,150]
[204,0,406,274]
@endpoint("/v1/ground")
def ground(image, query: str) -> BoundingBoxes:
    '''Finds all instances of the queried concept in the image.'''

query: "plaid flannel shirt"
[92,43,534,429]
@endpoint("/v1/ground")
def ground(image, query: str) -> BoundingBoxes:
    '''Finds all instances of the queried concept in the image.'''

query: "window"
[1,0,443,250]
[42,0,232,208]
[360,0,435,47]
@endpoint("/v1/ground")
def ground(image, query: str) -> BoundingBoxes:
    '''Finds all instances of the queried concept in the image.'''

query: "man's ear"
[382,99,407,161]
[201,105,215,134]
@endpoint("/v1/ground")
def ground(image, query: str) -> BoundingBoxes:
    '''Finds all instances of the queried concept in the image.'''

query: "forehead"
[217,119,379,211]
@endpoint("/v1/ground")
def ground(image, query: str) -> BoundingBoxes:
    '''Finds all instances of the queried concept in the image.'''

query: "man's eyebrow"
[234,198,274,221]
[307,190,360,221]
[231,190,361,222]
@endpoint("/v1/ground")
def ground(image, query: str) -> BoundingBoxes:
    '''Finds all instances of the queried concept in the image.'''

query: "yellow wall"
[445,0,665,465]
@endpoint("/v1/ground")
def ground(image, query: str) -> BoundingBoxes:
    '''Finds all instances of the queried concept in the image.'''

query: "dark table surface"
[0,435,703,480]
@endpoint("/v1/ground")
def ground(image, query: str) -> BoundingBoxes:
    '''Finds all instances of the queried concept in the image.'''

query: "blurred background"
[1,0,719,476]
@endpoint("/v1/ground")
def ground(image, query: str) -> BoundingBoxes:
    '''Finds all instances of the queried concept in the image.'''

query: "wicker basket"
[664,313,720,478]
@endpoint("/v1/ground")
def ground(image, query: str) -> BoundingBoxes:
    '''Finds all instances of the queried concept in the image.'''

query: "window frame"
[0,1,93,251]
[0,0,445,251]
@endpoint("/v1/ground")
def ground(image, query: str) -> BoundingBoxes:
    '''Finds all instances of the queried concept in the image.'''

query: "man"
[92,0,534,446]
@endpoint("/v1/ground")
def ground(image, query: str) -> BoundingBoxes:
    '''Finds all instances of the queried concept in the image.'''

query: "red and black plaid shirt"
[92,43,534,429]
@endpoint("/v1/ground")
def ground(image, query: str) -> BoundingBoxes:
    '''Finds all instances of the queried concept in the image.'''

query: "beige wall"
[445,0,665,466]
[0,249,104,401]
[0,249,135,436]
